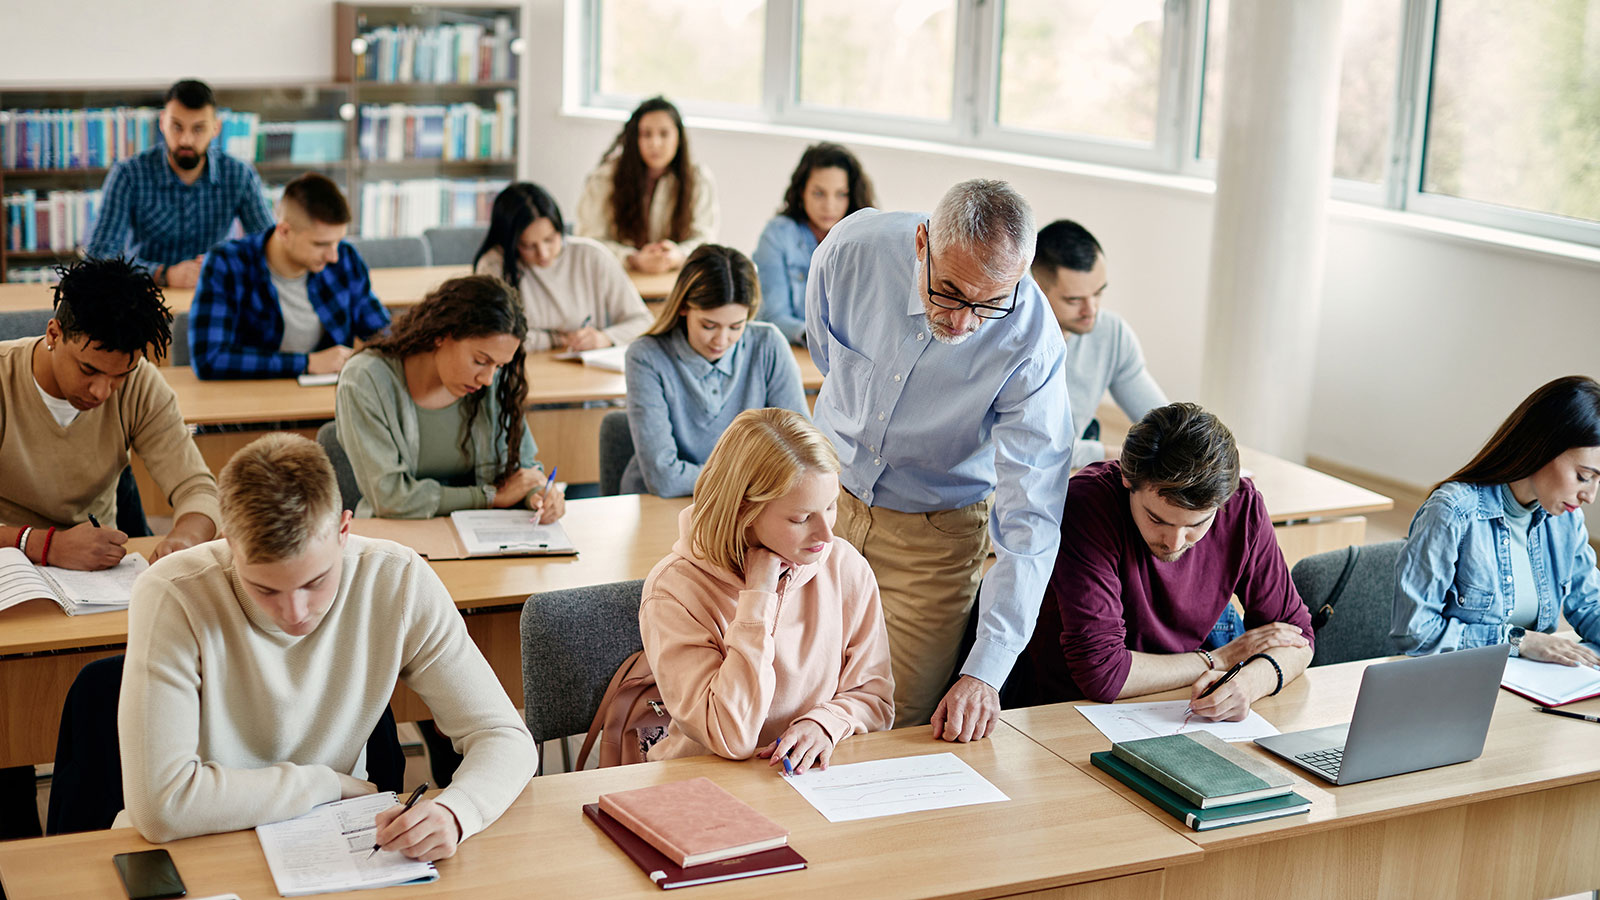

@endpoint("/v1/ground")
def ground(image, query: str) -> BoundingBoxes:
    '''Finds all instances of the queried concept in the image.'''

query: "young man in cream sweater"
[118,433,537,857]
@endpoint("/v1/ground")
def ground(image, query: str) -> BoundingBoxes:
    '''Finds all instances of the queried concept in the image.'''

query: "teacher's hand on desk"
[1213,622,1308,670]
[374,798,463,861]
[931,675,1000,743]
[47,521,128,570]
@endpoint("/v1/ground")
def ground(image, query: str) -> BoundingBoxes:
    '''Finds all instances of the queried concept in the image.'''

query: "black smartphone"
[112,849,187,900]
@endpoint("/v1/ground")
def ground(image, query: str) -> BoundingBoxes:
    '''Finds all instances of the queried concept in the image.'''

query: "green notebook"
[1110,731,1294,808]
[1090,751,1310,832]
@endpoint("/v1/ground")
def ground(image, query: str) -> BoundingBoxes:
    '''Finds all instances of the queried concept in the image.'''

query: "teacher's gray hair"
[929,179,1036,282]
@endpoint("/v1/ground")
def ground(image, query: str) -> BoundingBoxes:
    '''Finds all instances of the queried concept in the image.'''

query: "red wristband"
[41,526,56,567]
[12,528,22,550]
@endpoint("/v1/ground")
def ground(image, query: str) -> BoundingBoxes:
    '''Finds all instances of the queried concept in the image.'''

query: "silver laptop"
[1255,644,1509,785]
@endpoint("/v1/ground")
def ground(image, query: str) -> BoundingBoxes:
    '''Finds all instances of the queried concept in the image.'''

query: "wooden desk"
[0,721,1202,899]
[1001,661,1600,899]
[0,495,690,768]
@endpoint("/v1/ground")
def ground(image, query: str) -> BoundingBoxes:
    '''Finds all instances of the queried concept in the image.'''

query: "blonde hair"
[690,408,840,577]
[219,433,341,564]
[644,244,761,337]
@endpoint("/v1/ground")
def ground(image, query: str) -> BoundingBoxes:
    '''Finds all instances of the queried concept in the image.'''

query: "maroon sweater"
[1022,461,1313,704]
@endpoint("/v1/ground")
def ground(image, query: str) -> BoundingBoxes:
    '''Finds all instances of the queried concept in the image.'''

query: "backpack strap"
[1311,545,1362,630]
[575,650,647,772]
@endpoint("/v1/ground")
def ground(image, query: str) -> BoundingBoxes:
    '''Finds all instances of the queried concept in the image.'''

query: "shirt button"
[893,374,902,382]
[916,332,925,341]
[877,412,885,421]
[874,458,882,465]
[869,445,877,453]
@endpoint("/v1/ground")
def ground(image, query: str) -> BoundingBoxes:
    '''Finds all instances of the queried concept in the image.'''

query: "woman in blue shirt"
[751,143,877,345]
[622,245,809,497]
[1393,375,1600,665]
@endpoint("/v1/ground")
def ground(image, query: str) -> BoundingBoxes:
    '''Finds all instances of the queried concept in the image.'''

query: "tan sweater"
[119,535,538,843]
[474,237,653,351]
[0,336,219,530]
[575,159,719,267]
[641,507,895,761]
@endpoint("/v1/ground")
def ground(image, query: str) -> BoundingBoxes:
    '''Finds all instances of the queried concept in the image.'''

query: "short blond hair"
[219,433,341,563]
[690,408,839,577]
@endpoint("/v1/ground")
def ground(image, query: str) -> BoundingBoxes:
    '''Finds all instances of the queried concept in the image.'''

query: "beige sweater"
[575,158,719,267]
[641,507,895,761]
[0,336,219,530]
[119,535,537,843]
[474,237,653,351]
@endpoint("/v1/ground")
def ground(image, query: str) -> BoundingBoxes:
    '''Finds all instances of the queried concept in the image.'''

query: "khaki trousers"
[836,489,992,727]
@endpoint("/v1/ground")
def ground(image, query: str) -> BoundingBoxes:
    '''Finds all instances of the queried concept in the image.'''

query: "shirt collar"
[667,327,739,377]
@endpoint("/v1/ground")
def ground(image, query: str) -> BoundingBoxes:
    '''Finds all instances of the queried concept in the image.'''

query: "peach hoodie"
[641,506,895,761]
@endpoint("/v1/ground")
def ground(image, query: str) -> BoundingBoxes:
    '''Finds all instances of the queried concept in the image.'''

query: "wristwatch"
[483,484,498,508]
[1507,625,1526,658]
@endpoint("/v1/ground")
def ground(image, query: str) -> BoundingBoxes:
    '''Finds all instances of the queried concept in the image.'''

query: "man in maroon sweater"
[1021,402,1314,720]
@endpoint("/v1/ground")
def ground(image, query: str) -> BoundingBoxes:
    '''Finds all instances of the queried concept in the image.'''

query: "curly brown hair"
[777,142,876,226]
[601,96,695,248]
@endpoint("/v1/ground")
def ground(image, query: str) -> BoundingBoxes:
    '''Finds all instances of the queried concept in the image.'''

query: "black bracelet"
[1246,652,1285,696]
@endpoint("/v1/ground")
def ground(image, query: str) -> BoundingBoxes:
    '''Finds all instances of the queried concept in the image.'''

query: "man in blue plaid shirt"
[189,173,390,380]
[85,80,274,289]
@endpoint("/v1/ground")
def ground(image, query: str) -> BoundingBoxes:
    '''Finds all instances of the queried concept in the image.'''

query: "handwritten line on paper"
[1075,699,1282,744]
[782,752,1009,823]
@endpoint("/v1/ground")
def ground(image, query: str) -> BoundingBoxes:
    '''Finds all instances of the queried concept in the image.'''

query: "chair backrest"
[316,421,362,513]
[0,308,54,342]
[168,311,190,367]
[422,225,489,267]
[1292,540,1406,667]
[346,236,431,269]
[598,410,636,497]
[520,579,647,750]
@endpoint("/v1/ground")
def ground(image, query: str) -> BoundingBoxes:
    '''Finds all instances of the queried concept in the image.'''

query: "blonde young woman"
[639,408,895,773]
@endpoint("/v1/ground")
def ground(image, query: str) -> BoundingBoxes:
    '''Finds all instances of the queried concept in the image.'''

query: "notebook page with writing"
[255,793,437,897]
[448,509,577,557]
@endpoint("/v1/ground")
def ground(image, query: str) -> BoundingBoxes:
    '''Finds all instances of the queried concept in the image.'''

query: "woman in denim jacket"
[1393,376,1600,665]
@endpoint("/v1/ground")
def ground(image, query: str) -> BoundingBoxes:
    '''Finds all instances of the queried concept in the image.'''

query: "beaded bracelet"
[40,526,57,567]
[1192,648,1216,670]
[16,526,32,557]
[1246,652,1285,696]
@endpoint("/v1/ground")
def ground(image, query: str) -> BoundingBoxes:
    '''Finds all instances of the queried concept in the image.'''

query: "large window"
[798,0,957,120]
[593,0,765,109]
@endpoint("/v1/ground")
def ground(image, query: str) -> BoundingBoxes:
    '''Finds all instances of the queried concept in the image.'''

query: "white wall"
[6,0,1598,489]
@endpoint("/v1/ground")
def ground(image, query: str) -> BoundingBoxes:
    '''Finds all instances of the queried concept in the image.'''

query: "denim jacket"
[751,214,818,345]
[1392,481,1600,655]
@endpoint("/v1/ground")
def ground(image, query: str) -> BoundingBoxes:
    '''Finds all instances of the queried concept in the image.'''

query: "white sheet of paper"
[1075,699,1282,743]
[256,793,436,896]
[782,752,1009,823]
[448,509,577,557]
[296,372,339,387]
[1503,647,1600,705]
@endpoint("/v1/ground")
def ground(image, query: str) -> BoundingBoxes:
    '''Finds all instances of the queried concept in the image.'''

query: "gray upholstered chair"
[346,235,431,269]
[316,421,362,513]
[1291,540,1407,667]
[0,308,54,342]
[422,225,488,267]
[519,579,646,774]
[597,410,636,497]
[168,311,190,367]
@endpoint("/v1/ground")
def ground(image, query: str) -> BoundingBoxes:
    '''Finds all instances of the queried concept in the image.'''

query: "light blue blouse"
[752,215,819,345]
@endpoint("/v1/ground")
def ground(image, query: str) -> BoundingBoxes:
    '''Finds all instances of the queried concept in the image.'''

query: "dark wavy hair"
[363,275,529,484]
[1120,402,1241,511]
[601,96,695,248]
[52,257,173,362]
[1436,375,1600,494]
[475,182,566,286]
[778,142,876,226]
[643,245,761,337]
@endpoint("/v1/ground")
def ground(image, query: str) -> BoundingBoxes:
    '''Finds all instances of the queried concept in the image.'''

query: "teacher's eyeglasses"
[924,230,1019,320]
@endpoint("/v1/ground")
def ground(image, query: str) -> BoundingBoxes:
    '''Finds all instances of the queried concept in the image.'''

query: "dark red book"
[582,804,806,890]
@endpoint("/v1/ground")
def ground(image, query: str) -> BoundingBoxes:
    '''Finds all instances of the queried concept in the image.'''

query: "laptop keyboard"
[1295,746,1345,778]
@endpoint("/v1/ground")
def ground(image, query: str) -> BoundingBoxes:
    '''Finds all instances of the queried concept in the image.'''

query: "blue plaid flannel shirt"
[189,229,392,379]
[85,144,274,272]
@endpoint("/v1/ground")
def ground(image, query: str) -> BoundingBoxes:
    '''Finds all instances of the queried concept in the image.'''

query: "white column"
[1200,0,1345,461]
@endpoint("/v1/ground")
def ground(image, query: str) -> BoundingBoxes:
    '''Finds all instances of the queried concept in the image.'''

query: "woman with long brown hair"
[1393,375,1600,664]
[575,96,718,275]
[335,274,565,521]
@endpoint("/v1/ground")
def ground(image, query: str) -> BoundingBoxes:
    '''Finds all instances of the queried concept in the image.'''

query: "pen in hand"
[771,739,795,777]
[1183,658,1248,725]
[88,514,101,528]
[368,781,429,858]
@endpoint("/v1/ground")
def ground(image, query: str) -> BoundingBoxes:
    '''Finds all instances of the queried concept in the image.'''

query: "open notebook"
[256,793,437,896]
[552,344,628,372]
[1501,646,1600,706]
[0,547,149,616]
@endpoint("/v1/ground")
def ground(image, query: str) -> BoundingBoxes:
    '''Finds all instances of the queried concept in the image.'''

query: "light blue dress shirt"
[752,214,819,345]
[622,322,809,497]
[805,208,1074,688]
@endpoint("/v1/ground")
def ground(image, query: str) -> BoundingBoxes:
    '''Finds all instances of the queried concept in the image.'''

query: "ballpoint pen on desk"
[368,782,429,858]
[1182,658,1248,726]
[1533,705,1600,724]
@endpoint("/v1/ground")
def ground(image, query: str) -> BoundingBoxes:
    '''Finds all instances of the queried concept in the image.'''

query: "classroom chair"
[519,579,646,774]
[597,410,636,497]
[315,422,363,513]
[169,311,190,367]
[0,308,54,342]
[345,236,431,269]
[1291,540,1406,667]
[421,225,488,267]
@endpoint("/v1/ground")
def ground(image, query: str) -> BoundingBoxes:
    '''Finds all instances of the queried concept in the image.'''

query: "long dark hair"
[601,96,695,248]
[778,142,876,226]
[643,245,760,337]
[1436,375,1600,494]
[474,182,566,286]
[364,275,530,484]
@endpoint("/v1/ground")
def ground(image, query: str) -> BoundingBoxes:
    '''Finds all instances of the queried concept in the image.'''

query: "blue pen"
[772,740,794,776]
[537,466,558,515]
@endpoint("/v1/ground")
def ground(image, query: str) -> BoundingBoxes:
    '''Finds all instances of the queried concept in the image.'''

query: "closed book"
[1090,751,1310,831]
[597,777,789,868]
[1111,731,1294,808]
[583,804,805,889]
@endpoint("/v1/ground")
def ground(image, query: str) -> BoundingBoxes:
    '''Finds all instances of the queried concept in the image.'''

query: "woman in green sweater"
[336,274,565,521]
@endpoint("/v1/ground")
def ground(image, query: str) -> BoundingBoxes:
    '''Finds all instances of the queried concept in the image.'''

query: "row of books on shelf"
[356,19,517,84]
[4,189,101,252]
[0,108,340,170]
[359,95,515,162]
[222,114,348,165]
[358,177,507,238]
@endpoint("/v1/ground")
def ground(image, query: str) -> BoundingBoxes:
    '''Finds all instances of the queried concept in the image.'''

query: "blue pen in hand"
[772,739,794,777]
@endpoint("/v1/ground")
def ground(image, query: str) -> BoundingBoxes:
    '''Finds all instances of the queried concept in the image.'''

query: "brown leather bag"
[575,650,670,769]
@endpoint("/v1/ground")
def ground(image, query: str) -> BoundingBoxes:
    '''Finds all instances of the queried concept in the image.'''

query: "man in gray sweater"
[119,433,537,856]
[1033,220,1169,468]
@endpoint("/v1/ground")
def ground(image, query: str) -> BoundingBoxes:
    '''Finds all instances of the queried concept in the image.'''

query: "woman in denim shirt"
[751,143,877,345]
[1393,376,1600,665]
